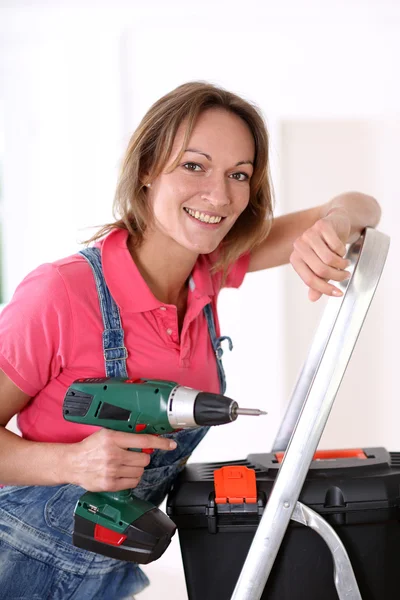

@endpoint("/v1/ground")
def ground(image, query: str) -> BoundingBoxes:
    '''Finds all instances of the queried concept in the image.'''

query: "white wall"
[1,1,400,598]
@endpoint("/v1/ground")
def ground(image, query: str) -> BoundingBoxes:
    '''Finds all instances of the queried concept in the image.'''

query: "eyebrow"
[185,148,254,167]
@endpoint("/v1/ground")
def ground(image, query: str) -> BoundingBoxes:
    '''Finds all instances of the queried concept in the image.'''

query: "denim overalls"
[0,247,231,600]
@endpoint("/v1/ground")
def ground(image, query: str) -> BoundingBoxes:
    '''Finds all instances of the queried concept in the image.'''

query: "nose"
[201,175,230,208]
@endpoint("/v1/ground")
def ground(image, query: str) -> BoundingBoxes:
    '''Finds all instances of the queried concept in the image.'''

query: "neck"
[128,235,198,306]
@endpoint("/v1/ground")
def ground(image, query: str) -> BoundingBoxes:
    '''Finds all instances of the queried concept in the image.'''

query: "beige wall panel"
[280,121,385,448]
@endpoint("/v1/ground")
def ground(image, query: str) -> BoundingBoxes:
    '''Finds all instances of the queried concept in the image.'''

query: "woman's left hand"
[289,207,352,302]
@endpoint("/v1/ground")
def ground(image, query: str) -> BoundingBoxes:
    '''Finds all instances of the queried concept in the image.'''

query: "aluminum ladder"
[231,227,390,600]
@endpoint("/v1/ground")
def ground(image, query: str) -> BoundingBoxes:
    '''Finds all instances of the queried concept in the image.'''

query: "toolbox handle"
[274,448,368,463]
[231,227,390,600]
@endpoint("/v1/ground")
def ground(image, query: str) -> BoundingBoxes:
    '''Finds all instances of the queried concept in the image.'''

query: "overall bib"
[0,247,231,599]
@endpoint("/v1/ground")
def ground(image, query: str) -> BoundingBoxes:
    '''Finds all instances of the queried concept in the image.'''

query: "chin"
[189,241,220,255]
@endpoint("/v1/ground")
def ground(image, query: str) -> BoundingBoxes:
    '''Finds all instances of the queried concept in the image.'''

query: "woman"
[0,81,381,598]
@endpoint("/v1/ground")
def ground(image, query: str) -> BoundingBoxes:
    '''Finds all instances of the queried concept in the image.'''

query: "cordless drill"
[63,377,266,563]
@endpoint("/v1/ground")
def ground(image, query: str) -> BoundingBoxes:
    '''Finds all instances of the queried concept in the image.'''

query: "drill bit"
[235,408,267,416]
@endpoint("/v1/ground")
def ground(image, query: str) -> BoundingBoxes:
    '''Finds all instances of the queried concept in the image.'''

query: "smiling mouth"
[183,207,225,224]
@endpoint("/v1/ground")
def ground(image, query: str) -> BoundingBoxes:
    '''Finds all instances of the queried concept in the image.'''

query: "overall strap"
[202,304,232,395]
[188,277,232,395]
[79,248,128,378]
[189,277,233,394]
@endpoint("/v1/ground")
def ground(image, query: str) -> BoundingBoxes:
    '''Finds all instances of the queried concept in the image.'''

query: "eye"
[183,162,202,172]
[230,172,249,181]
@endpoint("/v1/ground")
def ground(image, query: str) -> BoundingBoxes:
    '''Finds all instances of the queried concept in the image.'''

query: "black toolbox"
[167,448,400,600]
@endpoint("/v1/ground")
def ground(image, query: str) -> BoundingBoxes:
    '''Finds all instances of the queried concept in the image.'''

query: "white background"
[1,1,399,598]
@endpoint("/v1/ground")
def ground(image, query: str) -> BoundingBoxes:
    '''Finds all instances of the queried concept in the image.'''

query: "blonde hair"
[86,81,274,272]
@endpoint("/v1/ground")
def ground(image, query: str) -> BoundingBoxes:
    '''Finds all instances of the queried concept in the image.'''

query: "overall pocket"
[44,483,84,537]
[0,483,76,536]
[0,485,97,574]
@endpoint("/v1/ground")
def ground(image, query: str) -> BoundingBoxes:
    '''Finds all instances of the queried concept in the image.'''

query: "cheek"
[174,183,198,203]
[166,170,199,194]
[229,179,250,202]
[235,190,251,215]
[155,183,198,218]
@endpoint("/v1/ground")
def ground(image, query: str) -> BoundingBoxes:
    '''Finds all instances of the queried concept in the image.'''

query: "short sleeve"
[222,252,251,289]
[0,264,74,396]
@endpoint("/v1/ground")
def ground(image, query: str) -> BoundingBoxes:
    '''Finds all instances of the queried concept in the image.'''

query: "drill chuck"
[193,392,240,426]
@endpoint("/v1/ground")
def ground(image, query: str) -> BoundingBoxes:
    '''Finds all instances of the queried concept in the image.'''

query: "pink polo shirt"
[0,228,249,444]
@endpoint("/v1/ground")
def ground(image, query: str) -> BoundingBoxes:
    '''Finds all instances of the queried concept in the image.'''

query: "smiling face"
[144,107,255,258]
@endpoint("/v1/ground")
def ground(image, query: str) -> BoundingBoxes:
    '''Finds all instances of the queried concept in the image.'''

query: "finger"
[290,253,343,297]
[294,238,351,283]
[308,288,323,302]
[316,220,347,257]
[301,231,349,270]
[111,431,177,451]
[120,451,151,468]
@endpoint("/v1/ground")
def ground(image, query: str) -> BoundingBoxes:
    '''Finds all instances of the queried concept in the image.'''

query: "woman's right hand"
[66,428,177,492]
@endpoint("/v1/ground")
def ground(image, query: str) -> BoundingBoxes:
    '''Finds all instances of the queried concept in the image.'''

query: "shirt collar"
[99,228,215,313]
[190,253,216,298]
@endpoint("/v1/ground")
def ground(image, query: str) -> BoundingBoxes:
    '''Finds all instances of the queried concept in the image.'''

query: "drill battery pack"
[167,447,400,600]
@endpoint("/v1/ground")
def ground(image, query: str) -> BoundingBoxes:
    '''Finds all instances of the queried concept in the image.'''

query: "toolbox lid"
[167,448,400,531]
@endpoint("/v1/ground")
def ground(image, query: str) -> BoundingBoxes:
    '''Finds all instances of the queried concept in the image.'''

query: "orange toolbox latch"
[214,466,258,504]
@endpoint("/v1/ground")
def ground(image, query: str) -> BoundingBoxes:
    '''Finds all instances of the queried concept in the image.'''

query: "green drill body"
[63,377,182,564]
[63,376,265,564]
[64,377,176,435]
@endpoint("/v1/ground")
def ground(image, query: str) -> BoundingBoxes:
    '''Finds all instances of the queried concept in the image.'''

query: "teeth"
[184,208,222,223]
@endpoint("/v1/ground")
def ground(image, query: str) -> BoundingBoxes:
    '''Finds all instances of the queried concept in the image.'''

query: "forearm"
[249,191,382,272]
[321,191,382,242]
[0,426,73,486]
